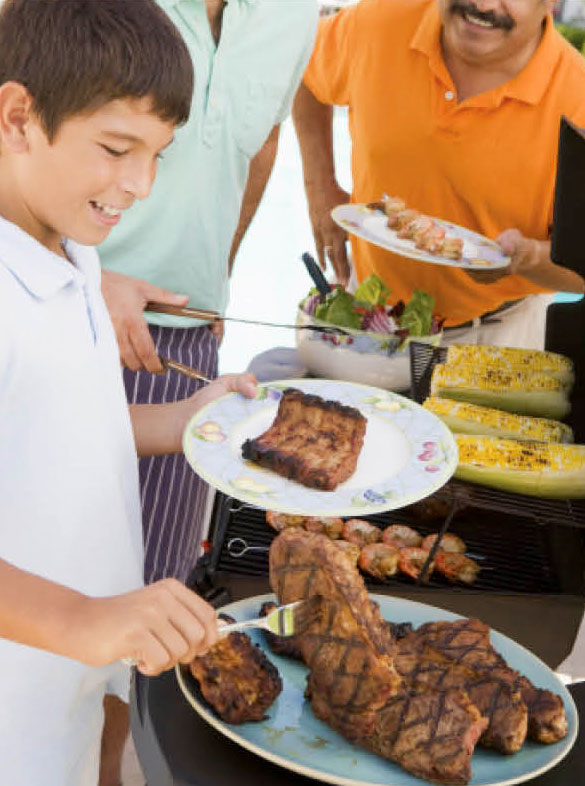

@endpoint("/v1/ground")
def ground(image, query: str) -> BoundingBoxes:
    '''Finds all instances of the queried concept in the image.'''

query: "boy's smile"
[0,92,175,256]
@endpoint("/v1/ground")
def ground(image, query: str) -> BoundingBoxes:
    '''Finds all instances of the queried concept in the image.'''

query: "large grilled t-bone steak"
[270,529,487,784]
[414,619,568,744]
[241,388,367,490]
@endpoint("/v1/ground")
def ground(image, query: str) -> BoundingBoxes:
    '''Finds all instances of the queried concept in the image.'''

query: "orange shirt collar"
[410,2,563,107]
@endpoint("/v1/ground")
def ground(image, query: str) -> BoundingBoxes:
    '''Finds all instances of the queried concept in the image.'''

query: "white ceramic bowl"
[296,308,442,392]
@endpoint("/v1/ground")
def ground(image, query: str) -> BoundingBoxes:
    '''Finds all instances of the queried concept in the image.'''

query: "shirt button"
[444,90,455,101]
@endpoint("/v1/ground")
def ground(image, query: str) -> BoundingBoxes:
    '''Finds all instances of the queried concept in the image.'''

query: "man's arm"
[466,229,585,292]
[227,124,280,275]
[292,83,350,285]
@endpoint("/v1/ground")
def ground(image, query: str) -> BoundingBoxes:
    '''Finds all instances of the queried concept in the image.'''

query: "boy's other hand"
[101,269,188,373]
[73,579,219,676]
[189,372,257,412]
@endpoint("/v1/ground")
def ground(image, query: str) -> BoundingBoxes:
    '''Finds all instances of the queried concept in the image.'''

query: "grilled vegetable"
[430,364,571,419]
[444,345,574,386]
[423,397,574,443]
[455,436,585,498]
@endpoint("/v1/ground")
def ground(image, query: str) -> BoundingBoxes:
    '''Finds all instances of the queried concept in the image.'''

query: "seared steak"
[242,388,367,490]
[190,627,282,724]
[270,530,487,784]
[414,619,568,744]
[395,632,527,754]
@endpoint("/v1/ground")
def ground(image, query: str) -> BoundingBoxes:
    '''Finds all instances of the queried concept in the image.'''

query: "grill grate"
[206,489,585,595]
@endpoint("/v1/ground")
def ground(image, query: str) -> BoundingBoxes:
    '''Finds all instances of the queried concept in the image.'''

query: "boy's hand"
[73,579,219,676]
[189,372,257,411]
[101,270,188,373]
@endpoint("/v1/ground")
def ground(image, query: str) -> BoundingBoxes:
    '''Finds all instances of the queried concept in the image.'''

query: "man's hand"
[465,229,584,293]
[307,182,351,286]
[465,229,548,285]
[101,269,189,372]
[71,579,219,676]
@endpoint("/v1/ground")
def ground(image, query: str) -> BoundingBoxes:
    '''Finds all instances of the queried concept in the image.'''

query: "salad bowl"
[295,277,442,392]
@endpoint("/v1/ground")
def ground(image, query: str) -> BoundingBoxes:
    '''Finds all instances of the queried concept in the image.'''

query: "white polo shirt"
[0,217,143,785]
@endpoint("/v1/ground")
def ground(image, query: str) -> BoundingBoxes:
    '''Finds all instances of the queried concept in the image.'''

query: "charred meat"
[270,529,486,784]
[190,629,282,724]
[414,618,568,744]
[242,388,367,490]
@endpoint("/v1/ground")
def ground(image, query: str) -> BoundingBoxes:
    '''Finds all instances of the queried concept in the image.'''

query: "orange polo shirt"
[304,0,585,326]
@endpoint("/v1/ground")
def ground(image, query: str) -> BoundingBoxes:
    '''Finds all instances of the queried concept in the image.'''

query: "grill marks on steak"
[189,629,282,724]
[241,388,367,490]
[414,619,568,745]
[269,530,486,784]
[395,634,527,754]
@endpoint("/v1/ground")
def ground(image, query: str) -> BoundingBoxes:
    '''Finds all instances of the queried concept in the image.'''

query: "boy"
[0,1,256,783]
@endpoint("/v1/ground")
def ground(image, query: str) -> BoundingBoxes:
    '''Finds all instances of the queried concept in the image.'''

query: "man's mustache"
[449,1,516,31]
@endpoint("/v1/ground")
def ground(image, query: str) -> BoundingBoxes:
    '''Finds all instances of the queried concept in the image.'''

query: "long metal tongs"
[145,302,352,337]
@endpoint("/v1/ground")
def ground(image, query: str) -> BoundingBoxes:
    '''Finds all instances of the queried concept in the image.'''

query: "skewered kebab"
[265,511,480,585]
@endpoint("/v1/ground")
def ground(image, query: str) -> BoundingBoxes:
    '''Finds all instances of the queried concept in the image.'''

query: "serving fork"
[219,597,321,638]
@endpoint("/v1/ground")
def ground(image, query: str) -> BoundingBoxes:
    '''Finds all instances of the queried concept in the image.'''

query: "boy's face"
[17,97,174,253]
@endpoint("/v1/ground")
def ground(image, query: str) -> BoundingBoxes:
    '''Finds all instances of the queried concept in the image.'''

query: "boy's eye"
[100,144,127,158]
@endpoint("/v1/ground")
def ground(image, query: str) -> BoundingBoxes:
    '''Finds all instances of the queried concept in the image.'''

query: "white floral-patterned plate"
[182,379,457,516]
[332,203,511,270]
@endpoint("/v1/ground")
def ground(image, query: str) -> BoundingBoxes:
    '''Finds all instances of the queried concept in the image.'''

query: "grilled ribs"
[190,622,282,724]
[414,619,568,745]
[270,530,487,784]
[242,388,367,490]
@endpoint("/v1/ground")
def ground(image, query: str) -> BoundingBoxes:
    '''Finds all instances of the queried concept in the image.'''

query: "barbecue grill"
[131,297,585,785]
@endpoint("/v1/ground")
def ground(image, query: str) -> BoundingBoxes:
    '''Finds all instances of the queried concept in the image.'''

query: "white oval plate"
[177,593,578,786]
[332,203,511,270]
[182,378,457,517]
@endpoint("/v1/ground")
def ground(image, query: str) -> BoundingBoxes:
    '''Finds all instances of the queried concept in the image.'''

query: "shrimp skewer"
[382,524,422,550]
[435,552,480,584]
[421,533,466,554]
[358,543,400,580]
[342,518,381,548]
[398,547,435,581]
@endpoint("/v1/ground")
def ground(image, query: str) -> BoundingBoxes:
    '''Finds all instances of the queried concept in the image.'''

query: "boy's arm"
[129,372,257,457]
[0,558,219,675]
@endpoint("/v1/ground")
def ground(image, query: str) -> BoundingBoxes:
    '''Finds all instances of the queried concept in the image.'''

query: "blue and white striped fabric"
[123,325,218,583]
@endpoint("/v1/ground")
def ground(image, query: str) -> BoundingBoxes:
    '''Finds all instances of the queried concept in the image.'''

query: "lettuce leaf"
[399,289,435,336]
[353,274,391,306]
[314,287,362,329]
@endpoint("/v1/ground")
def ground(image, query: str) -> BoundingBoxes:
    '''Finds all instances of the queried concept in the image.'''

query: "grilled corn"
[455,435,585,498]
[445,345,574,386]
[423,396,574,443]
[430,363,571,419]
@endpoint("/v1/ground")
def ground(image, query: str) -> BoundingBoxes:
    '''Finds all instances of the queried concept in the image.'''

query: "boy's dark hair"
[0,0,193,139]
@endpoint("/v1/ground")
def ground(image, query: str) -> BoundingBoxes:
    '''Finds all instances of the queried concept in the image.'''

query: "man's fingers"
[331,235,349,286]
[134,633,175,677]
[314,236,326,271]
[142,282,189,308]
[465,270,507,285]
[128,322,163,373]
[116,327,144,371]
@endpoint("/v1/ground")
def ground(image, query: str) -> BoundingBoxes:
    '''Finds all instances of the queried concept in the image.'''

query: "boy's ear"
[0,82,35,153]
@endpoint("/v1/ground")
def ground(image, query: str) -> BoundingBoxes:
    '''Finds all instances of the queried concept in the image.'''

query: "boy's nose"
[120,161,155,201]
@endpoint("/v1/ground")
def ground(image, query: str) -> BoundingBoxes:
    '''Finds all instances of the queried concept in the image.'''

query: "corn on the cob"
[445,345,574,386]
[430,363,571,419]
[423,396,574,443]
[454,435,585,498]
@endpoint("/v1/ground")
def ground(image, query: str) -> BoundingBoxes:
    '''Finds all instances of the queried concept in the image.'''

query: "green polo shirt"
[98,0,317,328]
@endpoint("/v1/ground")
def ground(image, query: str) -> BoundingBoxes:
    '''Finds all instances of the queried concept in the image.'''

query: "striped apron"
[123,325,218,583]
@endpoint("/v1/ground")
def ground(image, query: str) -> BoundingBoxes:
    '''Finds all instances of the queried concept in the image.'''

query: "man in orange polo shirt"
[294,0,585,348]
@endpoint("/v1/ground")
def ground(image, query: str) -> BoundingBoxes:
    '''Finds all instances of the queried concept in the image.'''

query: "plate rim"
[331,203,511,270]
[176,592,578,786]
[182,378,458,517]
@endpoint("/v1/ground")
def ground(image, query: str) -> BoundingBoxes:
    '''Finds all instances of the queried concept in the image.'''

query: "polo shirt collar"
[410,3,562,107]
[0,216,83,301]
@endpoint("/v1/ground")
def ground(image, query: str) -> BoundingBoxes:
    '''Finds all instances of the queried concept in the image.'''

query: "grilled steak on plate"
[242,388,367,490]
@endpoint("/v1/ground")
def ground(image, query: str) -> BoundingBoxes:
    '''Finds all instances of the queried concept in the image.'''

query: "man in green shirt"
[99,0,317,584]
